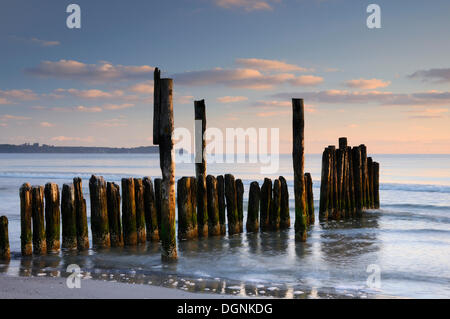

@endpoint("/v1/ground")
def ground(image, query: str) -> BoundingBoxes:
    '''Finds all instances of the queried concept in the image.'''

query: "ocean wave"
[382,203,450,211]
[380,183,450,194]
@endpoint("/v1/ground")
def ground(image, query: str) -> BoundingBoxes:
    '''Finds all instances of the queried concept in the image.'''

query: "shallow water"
[0,153,449,298]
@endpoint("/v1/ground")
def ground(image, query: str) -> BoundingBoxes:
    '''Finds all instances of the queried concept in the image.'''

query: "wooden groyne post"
[73,178,89,250]
[260,178,272,231]
[61,184,78,250]
[20,183,33,256]
[225,174,240,235]
[246,181,260,233]
[292,98,307,242]
[44,183,60,253]
[195,99,208,238]
[216,175,227,235]
[0,216,10,261]
[122,178,137,246]
[279,176,290,229]
[143,177,160,241]
[31,186,46,255]
[107,182,123,247]
[154,71,177,261]
[177,177,198,240]
[206,175,221,236]
[134,178,147,244]
[373,162,380,209]
[89,175,110,248]
[236,179,244,233]
[154,178,162,232]
[270,179,281,230]
[305,173,314,225]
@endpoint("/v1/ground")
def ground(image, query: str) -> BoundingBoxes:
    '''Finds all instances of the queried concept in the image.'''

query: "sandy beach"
[0,274,244,299]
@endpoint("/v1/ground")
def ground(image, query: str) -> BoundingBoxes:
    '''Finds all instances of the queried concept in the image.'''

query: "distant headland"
[0,143,167,154]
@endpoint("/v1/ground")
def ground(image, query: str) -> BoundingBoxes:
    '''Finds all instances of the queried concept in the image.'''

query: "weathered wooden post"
[279,176,290,229]
[73,178,89,250]
[216,175,227,235]
[154,178,162,232]
[157,77,177,261]
[107,182,123,247]
[260,178,272,231]
[134,178,147,243]
[121,178,137,246]
[225,174,240,235]
[360,144,369,209]
[0,216,10,261]
[270,179,281,230]
[373,162,380,209]
[20,183,33,256]
[352,147,363,214]
[319,148,330,221]
[195,99,208,238]
[338,137,347,218]
[236,179,244,233]
[347,147,356,217]
[44,183,60,253]
[336,148,344,218]
[206,175,221,236]
[143,177,159,241]
[31,186,46,255]
[177,177,198,240]
[292,98,307,241]
[61,184,78,250]
[153,67,161,145]
[330,146,339,219]
[246,181,260,233]
[305,173,315,225]
[367,157,374,208]
[89,175,111,248]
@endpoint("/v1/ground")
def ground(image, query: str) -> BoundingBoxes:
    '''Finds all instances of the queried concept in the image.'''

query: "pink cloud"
[217,96,248,103]
[345,78,391,90]
[40,122,55,127]
[215,0,274,11]
[235,58,311,72]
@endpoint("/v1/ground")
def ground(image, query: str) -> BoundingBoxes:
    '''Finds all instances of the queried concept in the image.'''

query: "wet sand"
[0,274,245,299]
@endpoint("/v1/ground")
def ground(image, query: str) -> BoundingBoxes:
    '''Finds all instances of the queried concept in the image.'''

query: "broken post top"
[339,137,348,149]
[153,67,173,146]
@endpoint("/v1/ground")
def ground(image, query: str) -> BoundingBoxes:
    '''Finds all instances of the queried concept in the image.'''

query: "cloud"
[345,78,391,90]
[176,95,194,104]
[55,88,125,99]
[407,107,448,119]
[0,89,39,104]
[235,58,310,72]
[76,105,103,113]
[40,122,54,127]
[103,103,134,110]
[129,81,154,94]
[217,96,248,103]
[272,90,450,107]
[0,114,31,121]
[30,38,60,47]
[51,136,94,143]
[215,0,275,11]
[252,100,316,113]
[25,60,154,82]
[409,68,450,83]
[91,118,128,128]
[173,68,322,90]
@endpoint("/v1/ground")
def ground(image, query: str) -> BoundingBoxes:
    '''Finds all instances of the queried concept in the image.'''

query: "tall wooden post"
[195,99,208,238]
[143,177,159,241]
[61,184,78,250]
[107,182,123,247]
[246,181,260,233]
[216,175,226,235]
[260,178,272,232]
[279,176,290,229]
[177,177,198,240]
[225,174,239,235]
[134,178,147,243]
[158,78,177,261]
[0,216,10,261]
[292,98,307,242]
[121,178,137,246]
[153,67,161,145]
[44,183,60,253]
[89,175,110,248]
[20,183,33,256]
[31,186,46,255]
[73,178,89,250]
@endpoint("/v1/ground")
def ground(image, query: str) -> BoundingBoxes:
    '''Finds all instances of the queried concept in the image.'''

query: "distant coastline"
[0,143,164,154]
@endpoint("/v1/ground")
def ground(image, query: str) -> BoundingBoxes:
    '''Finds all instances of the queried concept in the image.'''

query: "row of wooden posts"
[0,170,316,261]
[319,138,380,221]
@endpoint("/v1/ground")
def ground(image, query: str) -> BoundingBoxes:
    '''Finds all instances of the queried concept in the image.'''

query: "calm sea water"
[0,153,449,298]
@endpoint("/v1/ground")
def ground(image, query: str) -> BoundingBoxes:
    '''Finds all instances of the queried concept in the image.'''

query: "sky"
[0,0,449,154]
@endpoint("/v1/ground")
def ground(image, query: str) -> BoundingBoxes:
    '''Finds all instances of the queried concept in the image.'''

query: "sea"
[0,153,449,298]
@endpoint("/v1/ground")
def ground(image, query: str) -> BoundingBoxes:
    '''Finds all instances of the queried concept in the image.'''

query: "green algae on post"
[31,186,46,255]
[89,175,111,248]
[177,177,198,240]
[0,216,10,261]
[44,183,60,253]
[134,178,147,244]
[107,182,123,247]
[225,174,240,235]
[206,175,221,236]
[73,177,89,250]
[61,184,78,250]
[121,178,137,246]
[19,183,33,256]
[143,177,160,241]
